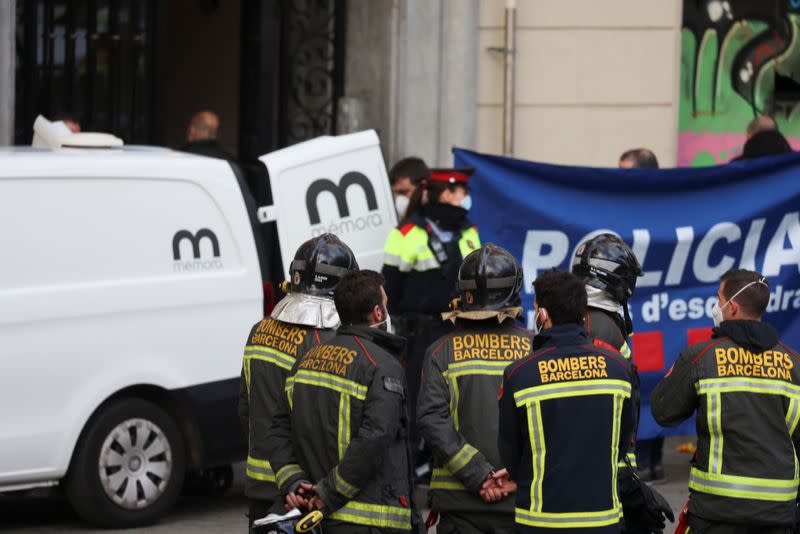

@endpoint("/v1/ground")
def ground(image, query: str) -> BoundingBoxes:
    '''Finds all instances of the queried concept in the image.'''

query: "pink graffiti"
[677,131,800,167]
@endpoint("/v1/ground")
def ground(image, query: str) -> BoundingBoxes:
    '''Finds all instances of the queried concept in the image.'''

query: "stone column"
[345,0,479,167]
[435,0,479,166]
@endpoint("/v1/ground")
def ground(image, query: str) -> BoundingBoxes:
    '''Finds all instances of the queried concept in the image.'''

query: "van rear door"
[258,130,397,277]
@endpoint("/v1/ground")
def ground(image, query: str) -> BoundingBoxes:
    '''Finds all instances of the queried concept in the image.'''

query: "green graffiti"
[680,7,800,139]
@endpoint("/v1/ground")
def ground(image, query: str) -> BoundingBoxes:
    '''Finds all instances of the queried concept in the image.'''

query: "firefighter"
[417,243,534,534]
[497,270,635,533]
[382,167,481,459]
[265,270,422,533]
[651,269,800,534]
[572,234,673,533]
[238,233,357,527]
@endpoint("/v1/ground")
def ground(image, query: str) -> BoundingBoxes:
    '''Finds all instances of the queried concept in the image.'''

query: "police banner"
[454,147,800,439]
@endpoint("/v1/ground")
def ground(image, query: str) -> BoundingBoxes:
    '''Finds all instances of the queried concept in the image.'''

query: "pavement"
[1,437,694,533]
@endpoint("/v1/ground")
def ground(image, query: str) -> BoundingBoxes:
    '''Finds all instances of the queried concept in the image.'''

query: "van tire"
[65,398,186,528]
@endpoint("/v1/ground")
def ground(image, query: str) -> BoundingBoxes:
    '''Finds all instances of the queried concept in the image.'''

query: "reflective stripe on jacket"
[499,324,634,533]
[417,318,534,515]
[382,219,480,315]
[238,317,333,501]
[651,321,800,526]
[585,308,638,470]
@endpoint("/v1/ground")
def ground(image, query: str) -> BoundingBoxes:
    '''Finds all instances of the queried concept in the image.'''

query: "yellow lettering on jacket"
[452,334,532,362]
[537,356,609,383]
[250,319,308,356]
[297,344,357,377]
[714,347,792,381]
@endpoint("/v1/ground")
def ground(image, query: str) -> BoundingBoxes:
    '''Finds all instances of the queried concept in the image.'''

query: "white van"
[0,130,396,527]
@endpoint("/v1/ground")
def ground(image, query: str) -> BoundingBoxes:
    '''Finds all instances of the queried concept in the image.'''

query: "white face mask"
[371,308,394,333]
[711,301,724,328]
[460,194,472,211]
[394,195,410,219]
[711,279,767,327]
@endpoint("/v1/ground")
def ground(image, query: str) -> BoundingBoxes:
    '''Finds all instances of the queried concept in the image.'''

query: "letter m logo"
[172,229,220,260]
[305,171,378,225]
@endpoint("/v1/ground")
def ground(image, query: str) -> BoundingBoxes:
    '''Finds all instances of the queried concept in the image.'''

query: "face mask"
[394,195,410,219]
[711,301,724,328]
[711,279,767,327]
[371,307,393,333]
[460,194,472,211]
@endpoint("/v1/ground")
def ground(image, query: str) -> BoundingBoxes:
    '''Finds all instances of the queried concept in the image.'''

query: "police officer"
[572,234,673,533]
[417,244,534,534]
[239,233,357,527]
[497,270,635,533]
[651,269,800,534]
[265,270,421,533]
[382,167,481,454]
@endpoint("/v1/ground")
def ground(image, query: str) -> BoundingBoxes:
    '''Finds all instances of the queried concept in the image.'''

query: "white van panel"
[260,130,397,278]
[0,152,262,484]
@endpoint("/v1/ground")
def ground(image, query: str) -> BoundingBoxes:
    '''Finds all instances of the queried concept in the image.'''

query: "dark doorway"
[239,0,347,164]
[165,0,241,154]
[14,0,165,145]
[15,0,348,159]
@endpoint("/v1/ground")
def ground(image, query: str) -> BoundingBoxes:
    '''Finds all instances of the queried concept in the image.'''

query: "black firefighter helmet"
[289,234,358,297]
[571,233,643,304]
[458,243,523,311]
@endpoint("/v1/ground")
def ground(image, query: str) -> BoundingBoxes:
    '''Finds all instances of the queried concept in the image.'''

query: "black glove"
[619,472,675,533]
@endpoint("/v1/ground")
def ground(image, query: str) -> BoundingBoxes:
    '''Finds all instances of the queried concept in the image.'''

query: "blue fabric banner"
[454,147,800,439]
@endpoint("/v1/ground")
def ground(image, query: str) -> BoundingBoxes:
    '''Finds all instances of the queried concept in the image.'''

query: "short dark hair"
[720,269,770,317]
[619,148,659,169]
[334,270,385,326]
[389,157,429,185]
[533,270,587,325]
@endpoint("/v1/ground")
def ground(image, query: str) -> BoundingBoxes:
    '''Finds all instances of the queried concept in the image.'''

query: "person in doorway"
[239,234,358,527]
[180,110,237,162]
[389,157,430,220]
[382,167,480,472]
[652,269,800,534]
[265,270,421,533]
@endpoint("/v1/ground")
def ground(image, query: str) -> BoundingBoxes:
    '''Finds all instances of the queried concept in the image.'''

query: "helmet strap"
[622,301,634,337]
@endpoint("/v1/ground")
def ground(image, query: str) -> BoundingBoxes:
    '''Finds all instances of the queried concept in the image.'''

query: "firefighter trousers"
[436,511,515,534]
[322,519,411,533]
[688,515,792,534]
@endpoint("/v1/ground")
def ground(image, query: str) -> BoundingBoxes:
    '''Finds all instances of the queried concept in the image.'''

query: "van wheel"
[65,398,186,528]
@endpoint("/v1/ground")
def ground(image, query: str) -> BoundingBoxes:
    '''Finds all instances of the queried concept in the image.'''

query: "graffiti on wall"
[679,0,800,166]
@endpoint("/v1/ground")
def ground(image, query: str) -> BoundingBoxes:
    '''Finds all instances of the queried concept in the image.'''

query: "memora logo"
[306,171,383,236]
[172,229,223,272]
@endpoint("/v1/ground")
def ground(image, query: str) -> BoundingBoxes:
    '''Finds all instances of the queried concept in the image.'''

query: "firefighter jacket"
[264,325,420,532]
[382,211,480,316]
[651,319,800,527]
[498,324,635,533]
[238,317,334,502]
[585,308,638,470]
[417,318,535,515]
